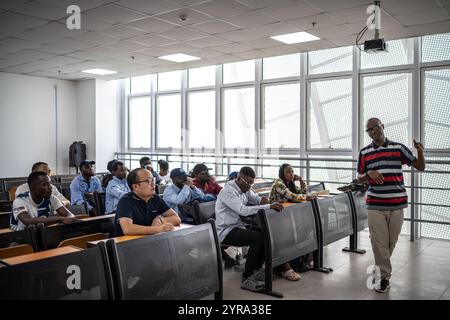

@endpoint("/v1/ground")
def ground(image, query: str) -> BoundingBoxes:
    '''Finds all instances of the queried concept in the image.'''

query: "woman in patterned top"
[269,163,317,203]
[269,163,317,281]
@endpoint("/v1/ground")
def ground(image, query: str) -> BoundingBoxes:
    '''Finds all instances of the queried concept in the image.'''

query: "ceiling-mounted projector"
[364,38,386,53]
[357,1,387,53]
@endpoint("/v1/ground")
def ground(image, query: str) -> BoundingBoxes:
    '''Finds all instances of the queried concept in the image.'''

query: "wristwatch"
[158,215,164,224]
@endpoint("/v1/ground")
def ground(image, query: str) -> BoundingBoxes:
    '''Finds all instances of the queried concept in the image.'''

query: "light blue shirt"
[163,184,216,214]
[70,174,103,210]
[105,176,130,214]
[215,180,270,242]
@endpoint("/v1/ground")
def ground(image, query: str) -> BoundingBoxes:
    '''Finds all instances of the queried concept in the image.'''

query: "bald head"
[366,118,382,127]
[365,117,385,143]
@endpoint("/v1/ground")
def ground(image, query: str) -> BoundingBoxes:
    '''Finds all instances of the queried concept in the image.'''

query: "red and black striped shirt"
[357,139,416,211]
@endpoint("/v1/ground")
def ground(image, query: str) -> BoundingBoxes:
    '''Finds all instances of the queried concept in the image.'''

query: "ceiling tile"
[107,40,150,52]
[125,16,177,33]
[10,0,69,20]
[286,13,341,31]
[223,10,277,28]
[189,47,224,57]
[216,28,262,41]
[190,20,240,34]
[246,22,302,36]
[327,5,370,23]
[70,13,115,32]
[69,31,120,46]
[38,38,97,55]
[261,45,300,55]
[85,3,147,24]
[18,22,84,43]
[235,0,293,10]
[232,49,267,59]
[243,37,280,49]
[404,20,450,37]
[138,47,175,57]
[382,0,441,16]
[159,41,200,53]
[302,0,369,12]
[86,45,133,57]
[260,1,321,21]
[0,12,48,36]
[99,25,148,39]
[192,0,253,18]
[155,8,212,25]
[66,49,107,60]
[167,0,210,6]
[394,8,450,27]
[39,0,108,11]
[4,49,56,63]
[187,36,232,48]
[128,33,175,46]
[117,0,180,15]
[157,27,207,40]
[0,37,41,53]
[212,42,252,53]
[292,39,335,51]
[307,24,353,39]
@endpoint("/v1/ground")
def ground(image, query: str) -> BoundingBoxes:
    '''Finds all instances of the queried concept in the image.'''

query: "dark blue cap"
[170,168,188,180]
[79,160,95,168]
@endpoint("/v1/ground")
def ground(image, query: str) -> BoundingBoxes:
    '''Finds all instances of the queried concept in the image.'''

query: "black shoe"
[375,279,390,293]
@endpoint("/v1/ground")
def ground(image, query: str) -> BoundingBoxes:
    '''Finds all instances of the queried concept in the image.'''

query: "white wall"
[95,79,120,173]
[76,79,96,168]
[0,72,78,177]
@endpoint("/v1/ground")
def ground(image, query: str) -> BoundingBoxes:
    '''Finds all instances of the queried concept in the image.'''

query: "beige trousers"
[368,209,404,280]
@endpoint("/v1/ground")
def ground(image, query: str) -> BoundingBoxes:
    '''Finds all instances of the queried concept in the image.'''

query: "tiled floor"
[222,231,450,300]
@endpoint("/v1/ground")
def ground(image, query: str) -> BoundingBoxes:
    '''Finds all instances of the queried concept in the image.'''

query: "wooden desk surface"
[1,245,82,266]
[80,213,115,222]
[0,228,13,234]
[87,223,194,247]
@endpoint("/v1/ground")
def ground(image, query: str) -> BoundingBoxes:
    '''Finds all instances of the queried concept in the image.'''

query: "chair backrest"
[57,233,107,249]
[0,243,114,300]
[260,201,318,268]
[0,192,9,201]
[37,215,114,250]
[314,192,353,246]
[108,221,222,300]
[0,201,12,212]
[0,211,10,228]
[158,184,168,195]
[308,182,326,192]
[68,203,89,215]
[193,201,216,224]
[351,191,368,231]
[3,180,26,193]
[253,180,273,190]
[0,244,33,259]
[93,192,106,216]
[0,226,36,251]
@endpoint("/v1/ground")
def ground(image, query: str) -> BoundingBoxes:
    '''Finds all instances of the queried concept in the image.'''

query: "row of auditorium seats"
[0,221,222,300]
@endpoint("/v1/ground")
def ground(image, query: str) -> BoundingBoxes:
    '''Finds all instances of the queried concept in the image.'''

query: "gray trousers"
[368,209,404,280]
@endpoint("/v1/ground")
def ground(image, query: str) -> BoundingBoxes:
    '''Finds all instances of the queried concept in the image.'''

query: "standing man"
[357,118,425,293]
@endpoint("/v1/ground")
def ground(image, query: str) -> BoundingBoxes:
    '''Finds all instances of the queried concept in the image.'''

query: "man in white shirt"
[215,166,283,292]
[15,161,70,207]
[11,171,78,231]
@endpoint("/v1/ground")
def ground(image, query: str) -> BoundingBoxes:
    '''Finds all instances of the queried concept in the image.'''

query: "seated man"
[11,171,78,231]
[105,161,130,214]
[157,159,171,185]
[115,168,181,236]
[215,166,283,292]
[102,159,118,189]
[70,160,103,214]
[163,168,216,222]
[192,163,222,196]
[139,156,162,185]
[15,161,70,207]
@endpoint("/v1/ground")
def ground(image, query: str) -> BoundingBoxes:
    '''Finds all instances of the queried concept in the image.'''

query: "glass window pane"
[308,46,352,74]
[189,66,215,88]
[309,158,353,193]
[156,94,181,148]
[129,97,150,148]
[424,68,450,149]
[309,78,352,149]
[263,54,300,79]
[223,60,254,84]
[130,74,152,94]
[361,73,412,146]
[361,38,414,69]
[223,87,255,148]
[263,83,300,149]
[422,32,450,63]
[188,91,215,149]
[158,70,182,91]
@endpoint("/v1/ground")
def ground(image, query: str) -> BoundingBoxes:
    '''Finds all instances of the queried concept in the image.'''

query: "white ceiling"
[0,0,449,81]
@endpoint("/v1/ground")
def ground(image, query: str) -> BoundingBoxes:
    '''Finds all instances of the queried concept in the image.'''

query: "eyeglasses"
[135,178,155,185]
[365,124,381,133]
[239,177,254,188]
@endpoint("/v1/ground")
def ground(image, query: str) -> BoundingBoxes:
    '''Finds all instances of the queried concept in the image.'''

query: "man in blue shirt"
[105,161,130,214]
[70,160,103,214]
[163,168,216,222]
[115,168,180,236]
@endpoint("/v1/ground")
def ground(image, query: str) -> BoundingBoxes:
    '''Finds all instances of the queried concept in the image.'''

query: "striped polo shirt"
[357,139,416,211]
